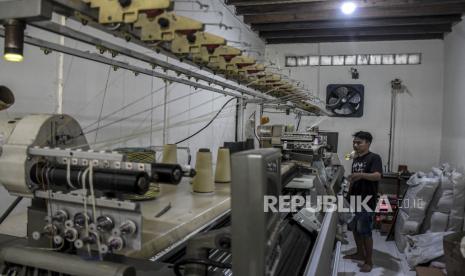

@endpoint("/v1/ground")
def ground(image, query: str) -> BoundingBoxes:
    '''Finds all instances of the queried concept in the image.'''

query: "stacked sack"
[421,164,465,233]
[395,172,440,252]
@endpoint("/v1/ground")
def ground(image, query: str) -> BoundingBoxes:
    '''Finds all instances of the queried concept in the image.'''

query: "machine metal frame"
[0,0,327,115]
[303,206,339,276]
[231,148,282,276]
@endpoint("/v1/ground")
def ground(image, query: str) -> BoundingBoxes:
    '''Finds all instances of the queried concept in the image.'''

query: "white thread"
[66,158,77,189]
[81,167,91,256]
[88,162,103,260]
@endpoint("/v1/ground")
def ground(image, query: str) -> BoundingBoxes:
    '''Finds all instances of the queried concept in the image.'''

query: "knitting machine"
[0,114,347,276]
[257,125,338,164]
[0,0,333,273]
[0,114,233,275]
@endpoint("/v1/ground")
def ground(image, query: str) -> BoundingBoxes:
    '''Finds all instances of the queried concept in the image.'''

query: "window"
[297,56,308,66]
[357,55,369,65]
[332,55,344,66]
[284,52,422,67]
[320,56,332,66]
[382,54,395,65]
[345,55,357,65]
[395,54,408,65]
[309,56,320,66]
[285,56,297,67]
[369,54,382,65]
[408,53,421,65]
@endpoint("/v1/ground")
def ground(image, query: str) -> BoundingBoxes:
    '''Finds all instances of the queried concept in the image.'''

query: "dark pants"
[348,212,374,237]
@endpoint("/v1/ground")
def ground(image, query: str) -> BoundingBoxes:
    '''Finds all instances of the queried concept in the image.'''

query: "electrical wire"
[86,104,237,150]
[175,97,236,145]
[0,197,23,225]
[71,94,235,149]
[249,111,260,142]
[253,123,260,143]
[173,258,232,276]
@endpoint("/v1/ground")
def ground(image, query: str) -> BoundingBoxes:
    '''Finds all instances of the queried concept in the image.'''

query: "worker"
[343,131,382,273]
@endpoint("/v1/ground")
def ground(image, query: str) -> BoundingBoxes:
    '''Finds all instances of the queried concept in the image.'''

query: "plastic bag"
[429,212,449,233]
[436,189,454,213]
[395,210,409,252]
[446,215,464,232]
[401,174,439,222]
[450,171,465,218]
[405,231,453,268]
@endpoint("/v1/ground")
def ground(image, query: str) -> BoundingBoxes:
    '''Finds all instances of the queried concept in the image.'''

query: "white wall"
[440,18,465,171]
[0,1,264,213]
[265,40,444,173]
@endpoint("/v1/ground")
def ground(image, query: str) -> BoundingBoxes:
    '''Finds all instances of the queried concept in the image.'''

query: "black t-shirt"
[349,152,383,210]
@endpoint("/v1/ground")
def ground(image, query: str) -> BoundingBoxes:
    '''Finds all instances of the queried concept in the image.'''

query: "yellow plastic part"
[224,55,255,76]
[237,63,265,77]
[83,0,171,24]
[171,32,225,54]
[193,45,241,65]
[266,73,281,83]
[260,116,270,125]
[134,12,203,42]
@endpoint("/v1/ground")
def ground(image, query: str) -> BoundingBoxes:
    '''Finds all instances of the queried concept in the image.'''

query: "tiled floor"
[338,230,416,276]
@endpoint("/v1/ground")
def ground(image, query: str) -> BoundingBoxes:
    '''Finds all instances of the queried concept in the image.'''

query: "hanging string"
[83,88,198,136]
[88,162,102,261]
[90,104,237,149]
[91,94,233,148]
[150,76,154,147]
[82,84,167,131]
[94,66,112,144]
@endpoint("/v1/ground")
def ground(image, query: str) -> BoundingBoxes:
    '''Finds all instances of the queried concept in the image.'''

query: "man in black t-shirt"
[343,131,382,273]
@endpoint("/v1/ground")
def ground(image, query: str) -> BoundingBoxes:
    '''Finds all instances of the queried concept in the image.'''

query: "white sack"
[405,231,453,268]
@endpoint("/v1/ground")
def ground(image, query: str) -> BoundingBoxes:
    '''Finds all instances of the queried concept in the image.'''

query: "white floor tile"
[338,230,410,275]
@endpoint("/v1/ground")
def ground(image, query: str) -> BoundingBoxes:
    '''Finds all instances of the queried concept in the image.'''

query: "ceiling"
[225,0,465,44]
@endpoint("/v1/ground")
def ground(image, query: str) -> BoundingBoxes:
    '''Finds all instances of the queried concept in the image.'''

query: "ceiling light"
[3,19,25,62]
[341,2,357,15]
[4,53,23,62]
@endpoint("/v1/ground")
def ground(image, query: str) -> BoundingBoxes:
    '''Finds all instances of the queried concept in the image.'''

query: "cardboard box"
[415,266,445,276]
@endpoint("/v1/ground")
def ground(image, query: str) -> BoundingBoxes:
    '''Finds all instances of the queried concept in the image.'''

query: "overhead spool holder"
[0,0,327,116]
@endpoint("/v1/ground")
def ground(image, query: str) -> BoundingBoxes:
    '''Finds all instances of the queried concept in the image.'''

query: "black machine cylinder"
[30,163,150,195]
[151,163,183,184]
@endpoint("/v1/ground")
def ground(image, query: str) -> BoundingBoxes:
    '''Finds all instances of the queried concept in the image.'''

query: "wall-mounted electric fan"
[326,84,364,117]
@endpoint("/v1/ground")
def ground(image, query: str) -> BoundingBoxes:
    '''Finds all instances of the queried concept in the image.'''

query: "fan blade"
[335,107,351,115]
[328,97,339,104]
[327,97,343,108]
[341,103,357,114]
[348,93,361,104]
[335,86,349,98]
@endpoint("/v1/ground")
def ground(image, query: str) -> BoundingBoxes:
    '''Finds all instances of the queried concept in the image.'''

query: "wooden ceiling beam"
[260,24,452,38]
[252,15,462,31]
[226,0,327,6]
[243,2,465,24]
[235,0,450,15]
[266,33,444,44]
